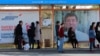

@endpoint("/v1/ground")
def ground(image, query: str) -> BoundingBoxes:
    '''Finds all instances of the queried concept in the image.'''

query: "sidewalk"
[0,48,100,56]
[0,48,100,54]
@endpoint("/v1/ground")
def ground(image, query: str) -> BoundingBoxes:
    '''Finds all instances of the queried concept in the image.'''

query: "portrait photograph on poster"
[54,10,99,42]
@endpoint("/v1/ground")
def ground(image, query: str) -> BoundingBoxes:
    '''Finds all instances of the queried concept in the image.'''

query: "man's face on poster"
[64,16,77,31]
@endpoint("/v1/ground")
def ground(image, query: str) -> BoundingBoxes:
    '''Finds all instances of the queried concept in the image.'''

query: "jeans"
[56,36,59,49]
[90,42,95,50]
[58,37,64,52]
[89,38,95,50]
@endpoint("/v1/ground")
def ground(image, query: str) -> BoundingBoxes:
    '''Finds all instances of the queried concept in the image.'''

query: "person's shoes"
[32,48,34,49]
[61,51,64,53]
[18,48,23,50]
[89,50,94,53]
[73,47,75,48]
[58,51,64,53]
[29,48,32,49]
[36,47,40,49]
[73,47,76,48]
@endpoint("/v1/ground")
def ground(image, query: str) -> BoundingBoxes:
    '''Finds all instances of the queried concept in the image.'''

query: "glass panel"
[54,10,99,48]
[41,10,53,48]
[41,11,52,27]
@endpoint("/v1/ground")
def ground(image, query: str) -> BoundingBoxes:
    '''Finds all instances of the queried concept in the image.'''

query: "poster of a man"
[64,13,89,41]
[54,10,99,42]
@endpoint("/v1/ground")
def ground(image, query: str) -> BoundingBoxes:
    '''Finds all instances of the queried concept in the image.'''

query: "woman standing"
[27,22,35,49]
[35,21,41,49]
[95,22,100,43]
[89,22,96,51]
[68,27,78,48]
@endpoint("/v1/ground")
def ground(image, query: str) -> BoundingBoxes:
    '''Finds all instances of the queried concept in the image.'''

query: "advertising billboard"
[0,11,39,43]
[54,10,99,41]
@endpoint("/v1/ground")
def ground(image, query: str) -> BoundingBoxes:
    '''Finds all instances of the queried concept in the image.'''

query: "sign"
[0,11,39,43]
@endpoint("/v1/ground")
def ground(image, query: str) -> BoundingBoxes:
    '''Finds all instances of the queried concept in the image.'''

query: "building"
[0,0,99,48]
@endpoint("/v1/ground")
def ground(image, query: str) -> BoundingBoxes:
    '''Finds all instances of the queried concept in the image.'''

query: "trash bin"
[45,39,50,47]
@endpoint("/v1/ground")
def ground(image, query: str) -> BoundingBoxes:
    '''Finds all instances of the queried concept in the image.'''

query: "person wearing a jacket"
[55,21,60,49]
[58,23,64,53]
[89,22,96,51]
[27,22,35,49]
[35,21,41,49]
[14,20,23,50]
[68,27,78,48]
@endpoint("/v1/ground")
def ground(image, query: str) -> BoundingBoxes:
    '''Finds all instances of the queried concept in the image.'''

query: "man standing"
[55,21,60,49]
[58,23,64,53]
[14,20,23,50]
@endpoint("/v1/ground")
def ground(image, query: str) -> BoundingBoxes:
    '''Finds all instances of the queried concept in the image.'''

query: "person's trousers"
[93,41,95,48]
[29,38,34,49]
[37,40,40,48]
[56,36,59,49]
[18,39,22,49]
[17,36,23,50]
[90,42,95,50]
[71,39,78,48]
[89,38,95,50]
[71,42,75,48]
[58,37,64,52]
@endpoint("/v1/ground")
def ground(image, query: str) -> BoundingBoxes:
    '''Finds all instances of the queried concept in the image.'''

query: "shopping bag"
[23,43,30,51]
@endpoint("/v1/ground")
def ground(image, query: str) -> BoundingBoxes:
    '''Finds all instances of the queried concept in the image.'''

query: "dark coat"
[95,27,100,43]
[55,25,60,36]
[68,31,77,43]
[27,27,35,38]
[14,24,23,44]
[14,24,23,36]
